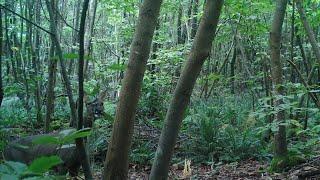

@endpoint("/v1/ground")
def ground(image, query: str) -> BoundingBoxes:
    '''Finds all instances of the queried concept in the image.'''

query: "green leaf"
[32,135,60,145]
[104,112,114,122]
[107,64,127,71]
[0,161,27,175]
[0,174,19,180]
[63,53,79,59]
[58,129,77,138]
[61,128,91,143]
[28,156,62,174]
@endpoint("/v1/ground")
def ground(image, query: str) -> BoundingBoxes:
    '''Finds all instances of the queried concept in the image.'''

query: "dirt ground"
[91,157,320,179]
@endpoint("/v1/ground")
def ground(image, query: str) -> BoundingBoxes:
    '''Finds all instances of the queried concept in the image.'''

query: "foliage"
[181,96,265,163]
[0,157,64,179]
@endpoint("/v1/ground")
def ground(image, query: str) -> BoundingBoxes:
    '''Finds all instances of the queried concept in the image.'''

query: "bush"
[182,96,265,163]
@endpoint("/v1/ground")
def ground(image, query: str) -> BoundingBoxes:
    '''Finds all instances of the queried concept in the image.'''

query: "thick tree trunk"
[102,0,163,179]
[269,0,288,159]
[150,1,224,179]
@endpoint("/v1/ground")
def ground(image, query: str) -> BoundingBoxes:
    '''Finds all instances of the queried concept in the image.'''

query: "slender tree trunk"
[190,0,199,39]
[76,0,93,179]
[102,0,163,179]
[296,29,309,75]
[287,60,320,107]
[296,0,320,63]
[84,0,98,77]
[0,8,3,107]
[45,43,57,133]
[45,0,77,128]
[230,46,236,94]
[68,1,81,76]
[35,0,42,123]
[27,0,42,123]
[177,4,184,44]
[270,0,288,161]
[4,10,17,82]
[150,1,224,179]
[290,2,295,83]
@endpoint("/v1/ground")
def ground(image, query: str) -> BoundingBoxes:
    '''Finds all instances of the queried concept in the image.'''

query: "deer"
[3,90,108,177]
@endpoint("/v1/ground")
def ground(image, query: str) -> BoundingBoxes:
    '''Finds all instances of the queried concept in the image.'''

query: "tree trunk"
[177,4,184,44]
[75,0,93,179]
[102,0,163,179]
[150,1,224,179]
[270,0,288,161]
[45,43,57,133]
[190,0,199,39]
[68,1,81,76]
[230,46,236,94]
[84,0,98,77]
[0,8,3,107]
[45,0,77,128]
[296,0,320,63]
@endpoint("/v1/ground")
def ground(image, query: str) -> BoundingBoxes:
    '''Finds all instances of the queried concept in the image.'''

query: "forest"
[0,0,320,179]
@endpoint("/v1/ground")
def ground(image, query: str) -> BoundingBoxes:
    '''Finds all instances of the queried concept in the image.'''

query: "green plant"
[0,157,63,179]
[182,96,265,163]
[130,140,154,165]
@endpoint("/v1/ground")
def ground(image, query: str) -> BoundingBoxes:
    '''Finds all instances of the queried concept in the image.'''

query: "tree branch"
[0,4,53,35]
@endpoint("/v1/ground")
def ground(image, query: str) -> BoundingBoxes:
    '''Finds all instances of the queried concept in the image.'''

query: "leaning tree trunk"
[269,0,288,169]
[296,0,320,63]
[102,0,163,179]
[296,0,320,100]
[150,1,224,179]
[45,0,77,128]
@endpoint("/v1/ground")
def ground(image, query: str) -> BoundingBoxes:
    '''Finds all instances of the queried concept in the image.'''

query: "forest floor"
[91,155,320,179]
[90,123,320,179]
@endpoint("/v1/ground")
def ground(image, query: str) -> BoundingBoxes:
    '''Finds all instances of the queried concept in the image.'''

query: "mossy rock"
[269,153,306,172]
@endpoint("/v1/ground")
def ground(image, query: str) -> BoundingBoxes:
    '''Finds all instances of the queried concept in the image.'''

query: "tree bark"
[102,0,163,179]
[270,0,288,159]
[45,43,57,133]
[190,0,199,39]
[150,1,224,179]
[296,0,320,63]
[83,0,98,77]
[0,8,3,107]
[45,0,77,128]
[75,0,93,179]
[230,46,236,94]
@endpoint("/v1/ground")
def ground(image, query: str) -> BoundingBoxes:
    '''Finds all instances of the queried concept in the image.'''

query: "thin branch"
[287,59,320,108]
[0,4,53,35]
[51,4,79,32]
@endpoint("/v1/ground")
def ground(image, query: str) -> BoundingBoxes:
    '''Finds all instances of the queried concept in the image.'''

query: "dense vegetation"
[0,0,320,179]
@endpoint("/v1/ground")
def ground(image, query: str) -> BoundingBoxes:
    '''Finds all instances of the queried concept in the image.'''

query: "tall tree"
[150,0,224,179]
[45,0,77,128]
[102,0,163,179]
[75,0,93,179]
[0,8,3,107]
[269,0,288,168]
[296,0,320,91]
[296,0,320,63]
